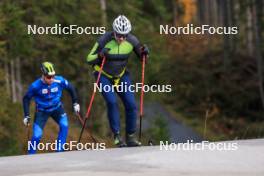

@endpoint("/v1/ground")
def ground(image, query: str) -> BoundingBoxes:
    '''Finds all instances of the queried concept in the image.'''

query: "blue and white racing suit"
[23,76,78,154]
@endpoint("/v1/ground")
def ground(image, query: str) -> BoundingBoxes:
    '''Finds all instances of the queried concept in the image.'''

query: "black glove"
[98,48,109,59]
[141,45,149,57]
[140,45,149,62]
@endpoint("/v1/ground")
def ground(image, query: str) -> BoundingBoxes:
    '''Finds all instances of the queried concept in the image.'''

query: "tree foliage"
[0,0,264,155]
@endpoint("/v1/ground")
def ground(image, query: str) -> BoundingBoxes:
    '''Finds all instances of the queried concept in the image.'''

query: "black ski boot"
[114,133,127,147]
[126,133,142,147]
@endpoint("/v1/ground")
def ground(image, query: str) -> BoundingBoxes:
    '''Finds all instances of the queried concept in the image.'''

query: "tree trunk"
[100,0,107,27]
[247,1,254,57]
[207,0,213,25]
[253,0,264,109]
[10,59,17,103]
[15,57,23,102]
[216,0,223,25]
[197,0,205,24]
[228,0,234,53]
[232,0,240,53]
[256,0,263,45]
[4,61,11,97]
[211,0,218,26]
[4,59,11,98]
[204,0,210,24]
[222,0,230,71]
[172,0,178,25]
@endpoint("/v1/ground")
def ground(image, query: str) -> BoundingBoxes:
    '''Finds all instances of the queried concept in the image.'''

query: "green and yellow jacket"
[87,31,142,78]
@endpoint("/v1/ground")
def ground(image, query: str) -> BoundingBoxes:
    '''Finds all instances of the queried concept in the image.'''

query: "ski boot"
[114,133,127,147]
[126,133,142,147]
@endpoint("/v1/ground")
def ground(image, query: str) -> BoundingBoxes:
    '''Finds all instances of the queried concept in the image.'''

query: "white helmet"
[112,15,132,35]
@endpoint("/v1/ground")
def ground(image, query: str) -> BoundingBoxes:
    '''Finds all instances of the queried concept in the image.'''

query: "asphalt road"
[143,102,203,142]
[0,139,263,176]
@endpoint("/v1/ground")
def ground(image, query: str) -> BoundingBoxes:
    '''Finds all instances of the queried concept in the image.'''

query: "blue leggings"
[96,71,137,135]
[28,106,68,154]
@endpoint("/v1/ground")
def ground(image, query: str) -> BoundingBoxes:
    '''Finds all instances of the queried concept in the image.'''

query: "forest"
[0,0,263,156]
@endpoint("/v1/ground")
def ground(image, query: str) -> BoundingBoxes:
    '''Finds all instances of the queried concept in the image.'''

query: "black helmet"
[41,62,55,76]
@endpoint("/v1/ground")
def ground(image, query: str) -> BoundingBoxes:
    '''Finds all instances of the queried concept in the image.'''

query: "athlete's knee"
[106,98,118,108]
[32,124,43,140]
[59,114,68,130]
[125,100,137,113]
[60,122,68,131]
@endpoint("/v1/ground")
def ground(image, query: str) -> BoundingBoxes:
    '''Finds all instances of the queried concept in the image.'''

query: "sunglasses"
[115,33,127,39]
[45,75,55,79]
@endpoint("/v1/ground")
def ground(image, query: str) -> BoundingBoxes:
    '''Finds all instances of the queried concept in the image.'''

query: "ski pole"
[76,112,97,143]
[78,56,106,143]
[27,124,30,142]
[139,54,146,142]
[25,123,30,153]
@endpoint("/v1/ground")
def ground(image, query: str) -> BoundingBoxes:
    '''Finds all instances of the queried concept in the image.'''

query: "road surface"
[143,102,202,142]
[0,139,263,176]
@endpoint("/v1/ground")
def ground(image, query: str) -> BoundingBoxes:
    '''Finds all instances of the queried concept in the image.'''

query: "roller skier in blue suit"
[22,62,80,154]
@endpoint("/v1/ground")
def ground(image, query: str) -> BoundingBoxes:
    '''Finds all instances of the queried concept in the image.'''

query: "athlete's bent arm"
[87,42,100,65]
[65,82,78,104]
[23,84,36,117]
[62,78,78,104]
